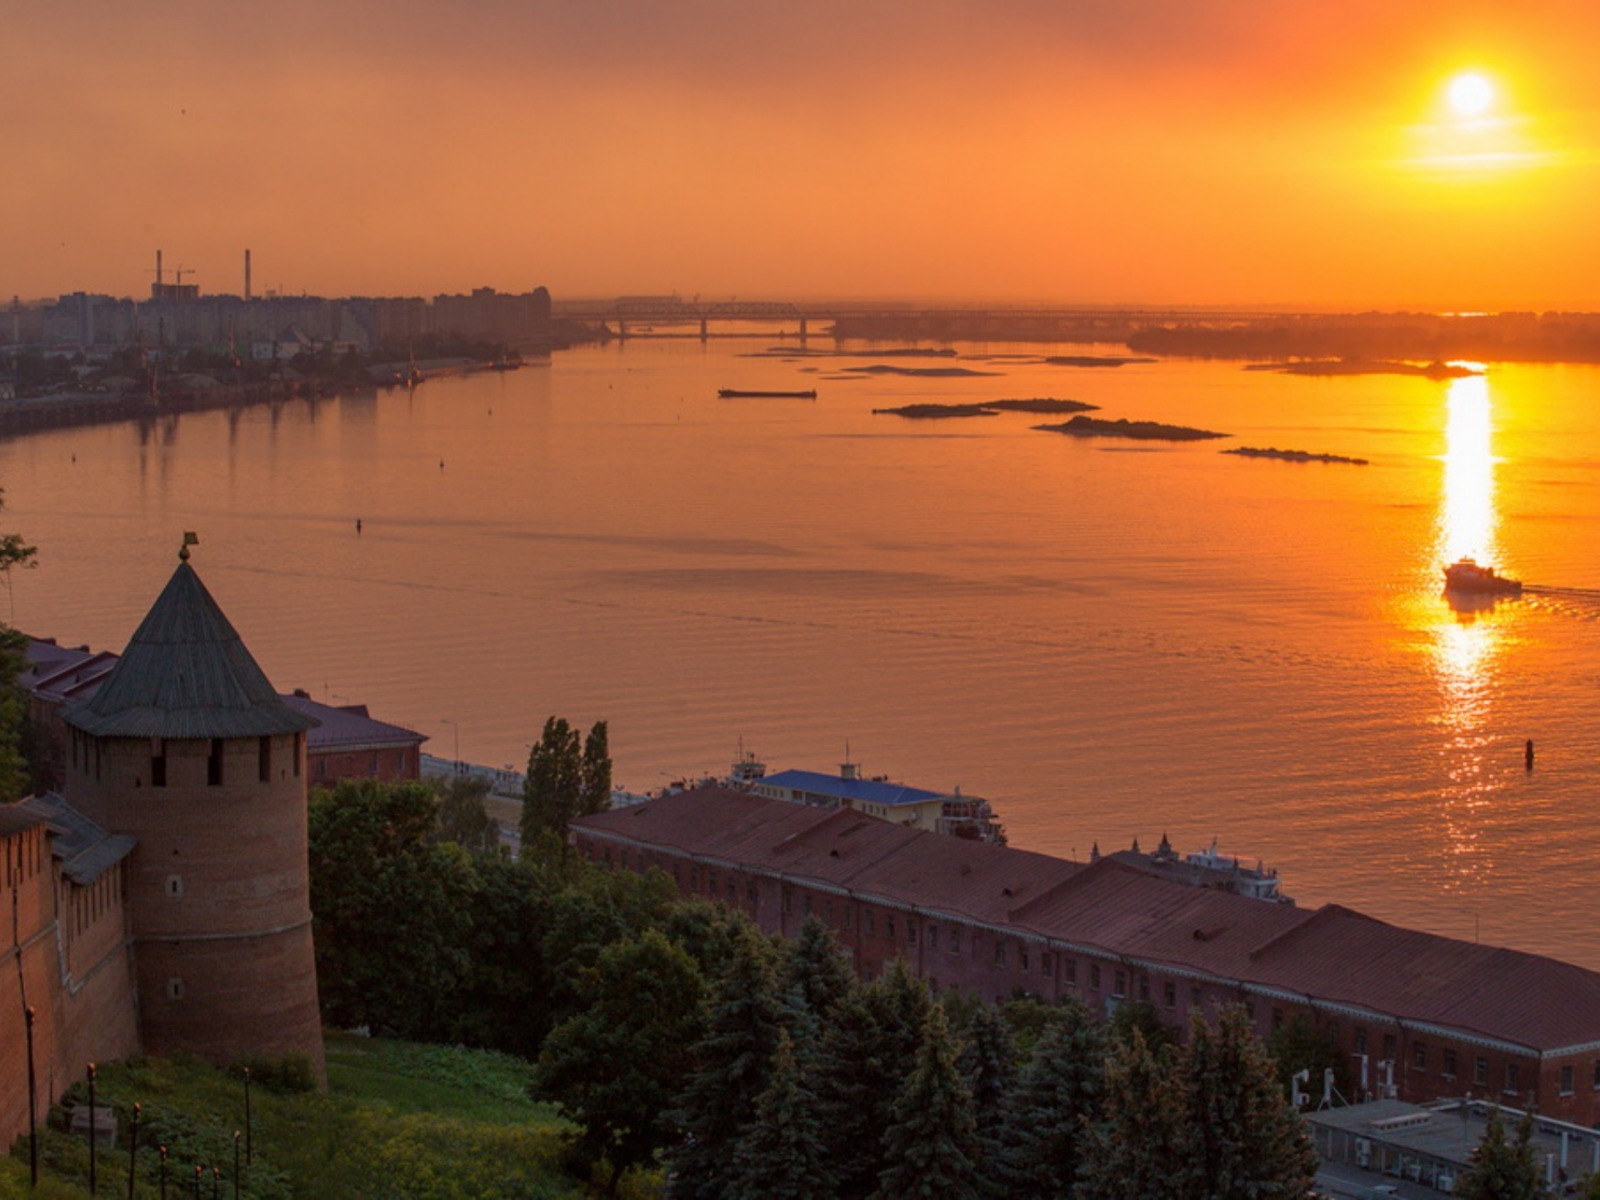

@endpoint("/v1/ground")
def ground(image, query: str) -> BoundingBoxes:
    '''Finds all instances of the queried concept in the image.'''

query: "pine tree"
[956,1002,1015,1180]
[1455,1108,1544,1200]
[1182,1005,1318,1200]
[808,959,937,1199]
[874,1005,985,1200]
[812,989,898,1200]
[995,996,1105,1199]
[784,915,858,1023]
[1077,1029,1188,1200]
[873,957,934,1063]
[728,1031,838,1200]
[668,926,788,1200]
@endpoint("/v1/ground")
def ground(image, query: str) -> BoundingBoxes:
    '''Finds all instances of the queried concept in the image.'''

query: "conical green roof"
[62,559,315,740]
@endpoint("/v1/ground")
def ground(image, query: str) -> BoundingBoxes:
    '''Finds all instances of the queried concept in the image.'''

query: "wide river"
[6,337,1600,965]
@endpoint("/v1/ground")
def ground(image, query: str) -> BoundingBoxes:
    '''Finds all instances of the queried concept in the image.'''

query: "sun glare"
[1448,72,1495,118]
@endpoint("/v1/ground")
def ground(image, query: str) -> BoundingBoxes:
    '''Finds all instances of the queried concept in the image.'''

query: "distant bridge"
[549,297,1317,341]
[553,297,810,340]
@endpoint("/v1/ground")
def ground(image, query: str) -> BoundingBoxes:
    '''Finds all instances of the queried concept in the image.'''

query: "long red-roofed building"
[573,787,1600,1125]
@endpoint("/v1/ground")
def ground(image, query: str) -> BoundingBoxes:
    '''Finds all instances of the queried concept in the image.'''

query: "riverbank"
[0,355,531,438]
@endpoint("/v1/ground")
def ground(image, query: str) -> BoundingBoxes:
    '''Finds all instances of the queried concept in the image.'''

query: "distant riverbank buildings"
[7,260,552,356]
[576,788,1600,1128]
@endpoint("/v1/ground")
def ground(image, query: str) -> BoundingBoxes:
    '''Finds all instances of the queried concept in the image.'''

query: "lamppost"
[441,718,460,770]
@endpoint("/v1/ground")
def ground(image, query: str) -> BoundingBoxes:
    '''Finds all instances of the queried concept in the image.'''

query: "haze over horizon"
[11,0,1600,311]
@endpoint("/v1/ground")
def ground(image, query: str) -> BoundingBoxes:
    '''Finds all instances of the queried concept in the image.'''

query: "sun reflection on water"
[1430,372,1503,887]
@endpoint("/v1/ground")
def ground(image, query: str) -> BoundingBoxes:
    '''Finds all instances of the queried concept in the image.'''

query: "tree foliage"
[996,997,1105,1199]
[1079,1005,1317,1200]
[1455,1109,1544,1200]
[309,778,669,1056]
[874,1005,984,1200]
[308,780,478,1038]
[668,925,789,1200]
[0,496,37,803]
[1077,1029,1186,1200]
[728,1031,838,1200]
[536,930,707,1194]
[809,961,935,1200]
[433,772,500,853]
[955,1000,1014,1182]
[1265,1014,1348,1101]
[1182,1006,1318,1200]
[521,715,612,848]
[784,915,858,1025]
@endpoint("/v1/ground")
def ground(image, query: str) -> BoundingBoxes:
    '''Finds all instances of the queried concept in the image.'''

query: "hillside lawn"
[2,1033,659,1199]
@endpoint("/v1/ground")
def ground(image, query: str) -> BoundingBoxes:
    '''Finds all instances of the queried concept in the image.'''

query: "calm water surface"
[6,340,1600,964]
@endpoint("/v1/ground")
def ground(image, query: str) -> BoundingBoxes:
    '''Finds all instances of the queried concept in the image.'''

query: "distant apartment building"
[575,787,1600,1127]
[430,286,551,343]
[23,285,549,355]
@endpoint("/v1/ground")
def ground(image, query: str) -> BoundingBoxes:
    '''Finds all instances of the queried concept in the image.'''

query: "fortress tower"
[60,547,324,1075]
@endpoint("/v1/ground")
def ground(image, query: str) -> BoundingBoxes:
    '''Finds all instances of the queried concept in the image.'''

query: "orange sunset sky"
[7,0,1600,310]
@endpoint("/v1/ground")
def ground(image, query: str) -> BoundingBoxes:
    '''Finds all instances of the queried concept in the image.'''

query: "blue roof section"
[761,769,944,807]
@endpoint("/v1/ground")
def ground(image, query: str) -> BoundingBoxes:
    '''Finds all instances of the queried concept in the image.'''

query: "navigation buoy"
[1525,739,1535,771]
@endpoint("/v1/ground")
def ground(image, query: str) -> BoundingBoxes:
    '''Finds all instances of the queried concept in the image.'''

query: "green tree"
[956,1002,1015,1179]
[664,898,748,978]
[1077,1029,1188,1200]
[0,624,32,803]
[522,715,583,848]
[1455,1109,1543,1200]
[1265,1014,1347,1102]
[995,996,1105,1199]
[447,851,556,1056]
[728,1031,838,1200]
[812,962,935,1200]
[537,929,707,1194]
[0,499,37,803]
[433,772,500,853]
[535,863,677,1038]
[874,1005,984,1200]
[1105,999,1176,1059]
[1182,1005,1318,1200]
[783,915,858,1024]
[580,719,613,816]
[669,925,788,1200]
[307,780,478,1038]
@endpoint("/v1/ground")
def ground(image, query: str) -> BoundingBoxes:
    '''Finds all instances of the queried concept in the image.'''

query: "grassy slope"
[3,1034,654,1199]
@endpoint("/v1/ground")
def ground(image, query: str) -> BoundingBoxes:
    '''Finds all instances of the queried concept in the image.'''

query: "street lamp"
[440,718,460,770]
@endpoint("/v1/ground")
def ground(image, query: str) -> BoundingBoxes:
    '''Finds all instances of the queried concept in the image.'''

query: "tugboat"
[1443,557,1523,596]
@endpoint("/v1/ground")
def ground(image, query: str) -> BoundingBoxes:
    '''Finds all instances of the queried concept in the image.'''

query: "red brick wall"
[0,825,140,1151]
[307,744,420,786]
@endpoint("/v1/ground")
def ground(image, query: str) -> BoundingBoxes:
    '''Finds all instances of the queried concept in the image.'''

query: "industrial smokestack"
[244,249,252,302]
[156,249,164,287]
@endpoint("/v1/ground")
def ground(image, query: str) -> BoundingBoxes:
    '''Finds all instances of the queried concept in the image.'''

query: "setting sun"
[1449,71,1495,117]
